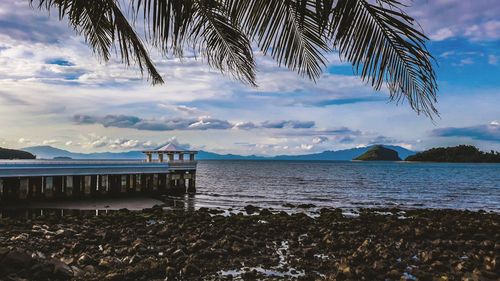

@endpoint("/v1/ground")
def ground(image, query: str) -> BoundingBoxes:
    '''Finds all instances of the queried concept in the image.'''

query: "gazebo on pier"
[142,143,198,163]
[0,142,198,203]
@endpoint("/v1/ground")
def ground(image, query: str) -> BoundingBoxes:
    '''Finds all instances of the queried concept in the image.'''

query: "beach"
[0,206,498,280]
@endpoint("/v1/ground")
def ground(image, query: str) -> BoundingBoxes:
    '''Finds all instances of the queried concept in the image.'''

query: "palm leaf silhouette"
[30,0,438,116]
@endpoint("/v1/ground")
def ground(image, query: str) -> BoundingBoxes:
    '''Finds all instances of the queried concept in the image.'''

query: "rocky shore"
[0,207,498,280]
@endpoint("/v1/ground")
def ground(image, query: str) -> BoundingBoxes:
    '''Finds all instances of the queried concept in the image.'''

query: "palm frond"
[31,0,114,61]
[132,0,194,57]
[227,0,330,81]
[133,0,255,85]
[329,0,438,117]
[31,0,163,84]
[30,0,439,116]
[191,0,256,85]
[107,0,163,84]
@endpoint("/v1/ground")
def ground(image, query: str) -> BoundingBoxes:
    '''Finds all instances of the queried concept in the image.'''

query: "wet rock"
[60,257,74,265]
[30,261,55,279]
[71,266,85,277]
[77,253,94,266]
[3,249,33,268]
[297,203,316,209]
[165,266,177,279]
[259,209,272,216]
[10,233,29,241]
[51,259,74,278]
[105,272,123,281]
[244,205,260,215]
[182,263,201,276]
[0,247,9,259]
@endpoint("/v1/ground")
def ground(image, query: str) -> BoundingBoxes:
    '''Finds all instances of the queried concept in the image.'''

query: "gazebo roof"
[142,142,197,153]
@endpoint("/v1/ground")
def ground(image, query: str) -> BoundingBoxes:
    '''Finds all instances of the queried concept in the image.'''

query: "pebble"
[0,208,497,280]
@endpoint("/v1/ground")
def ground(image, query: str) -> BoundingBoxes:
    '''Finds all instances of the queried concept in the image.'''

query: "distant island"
[354,145,402,161]
[10,144,500,163]
[21,144,416,161]
[405,145,500,163]
[0,147,35,159]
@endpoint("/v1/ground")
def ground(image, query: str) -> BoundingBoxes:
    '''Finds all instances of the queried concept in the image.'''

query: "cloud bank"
[432,121,500,142]
[73,114,316,131]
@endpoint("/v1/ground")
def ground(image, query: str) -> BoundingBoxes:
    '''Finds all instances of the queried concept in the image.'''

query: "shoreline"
[0,206,498,280]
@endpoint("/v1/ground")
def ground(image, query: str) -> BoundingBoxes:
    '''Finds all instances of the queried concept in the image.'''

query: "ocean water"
[1,160,499,216]
[193,160,500,211]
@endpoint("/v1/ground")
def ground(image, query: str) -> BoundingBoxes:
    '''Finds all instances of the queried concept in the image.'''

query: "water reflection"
[0,194,197,219]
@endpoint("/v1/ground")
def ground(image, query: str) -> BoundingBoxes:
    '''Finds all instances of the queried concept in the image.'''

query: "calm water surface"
[1,160,499,216]
[193,160,500,211]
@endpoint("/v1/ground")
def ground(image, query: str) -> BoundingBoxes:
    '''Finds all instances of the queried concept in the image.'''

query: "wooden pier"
[0,143,197,202]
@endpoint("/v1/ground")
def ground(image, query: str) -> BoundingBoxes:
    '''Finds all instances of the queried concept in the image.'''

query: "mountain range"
[22,145,416,161]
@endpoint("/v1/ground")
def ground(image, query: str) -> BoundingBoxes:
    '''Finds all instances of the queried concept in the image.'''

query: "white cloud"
[312,136,329,144]
[18,138,31,144]
[488,55,498,65]
[42,139,57,145]
[300,144,314,150]
[458,58,474,66]
[79,134,159,150]
[430,28,455,41]
[412,0,500,41]
[464,20,500,41]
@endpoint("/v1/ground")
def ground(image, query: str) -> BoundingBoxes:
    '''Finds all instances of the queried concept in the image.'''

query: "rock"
[0,247,9,258]
[297,203,316,209]
[182,263,201,276]
[10,233,30,241]
[3,249,33,268]
[71,266,85,277]
[77,253,93,266]
[303,247,315,258]
[60,257,74,265]
[165,266,177,279]
[30,261,55,279]
[51,259,74,278]
[244,205,260,215]
[387,269,400,278]
[103,230,120,242]
[83,265,96,273]
[105,272,122,281]
[483,256,497,271]
[99,258,111,268]
[259,209,272,216]
[172,249,187,259]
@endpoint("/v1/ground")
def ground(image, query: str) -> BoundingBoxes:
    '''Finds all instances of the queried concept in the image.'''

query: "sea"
[194,160,500,212]
[1,160,499,217]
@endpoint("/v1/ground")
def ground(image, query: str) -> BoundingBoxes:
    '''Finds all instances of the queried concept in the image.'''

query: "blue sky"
[0,0,499,155]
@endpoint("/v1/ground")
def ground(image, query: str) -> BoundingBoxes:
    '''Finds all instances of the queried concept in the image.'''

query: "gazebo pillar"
[146,152,152,163]
[168,153,174,161]
[158,152,164,163]
[189,153,195,161]
[179,153,184,161]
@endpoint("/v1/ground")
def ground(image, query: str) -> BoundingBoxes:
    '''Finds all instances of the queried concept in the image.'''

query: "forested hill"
[0,147,36,159]
[405,145,500,163]
[354,145,401,161]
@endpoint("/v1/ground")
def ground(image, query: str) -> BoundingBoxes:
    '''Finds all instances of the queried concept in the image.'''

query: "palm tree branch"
[227,0,330,81]
[31,0,163,84]
[330,0,438,117]
[106,0,164,84]
[191,0,256,85]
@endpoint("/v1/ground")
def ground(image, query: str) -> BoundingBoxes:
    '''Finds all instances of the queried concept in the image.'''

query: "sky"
[0,0,499,155]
